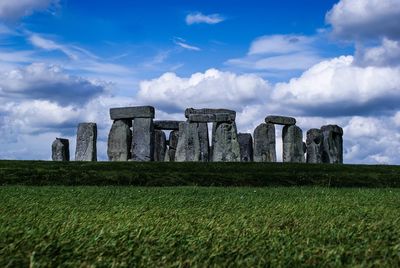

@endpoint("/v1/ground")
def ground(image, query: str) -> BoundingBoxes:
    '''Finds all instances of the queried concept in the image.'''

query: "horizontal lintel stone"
[110,106,155,120]
[188,113,234,123]
[265,115,296,125]
[185,108,236,119]
[154,120,184,130]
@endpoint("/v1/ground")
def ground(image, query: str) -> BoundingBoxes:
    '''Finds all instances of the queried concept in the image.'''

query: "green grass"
[0,160,400,187]
[1,186,400,267]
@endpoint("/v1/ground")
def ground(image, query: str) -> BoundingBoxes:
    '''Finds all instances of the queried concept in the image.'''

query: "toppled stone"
[107,119,132,161]
[238,133,253,162]
[253,123,276,162]
[154,120,183,130]
[188,113,234,123]
[175,122,201,161]
[211,122,240,162]
[282,125,305,163]
[52,138,69,161]
[75,123,97,161]
[321,125,343,164]
[306,128,323,163]
[185,108,236,120]
[131,118,154,161]
[110,106,155,120]
[153,130,167,161]
[265,115,296,126]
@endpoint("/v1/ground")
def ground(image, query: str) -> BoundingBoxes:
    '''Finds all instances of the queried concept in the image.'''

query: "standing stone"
[75,123,97,161]
[153,130,167,162]
[306,128,323,163]
[211,122,240,162]
[197,122,210,162]
[253,123,276,162]
[282,125,305,163]
[131,118,154,161]
[52,138,70,161]
[175,122,201,161]
[167,130,179,162]
[321,125,343,164]
[107,119,132,161]
[238,133,253,162]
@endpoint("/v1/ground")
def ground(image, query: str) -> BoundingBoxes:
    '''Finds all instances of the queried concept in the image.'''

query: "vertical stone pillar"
[211,122,240,162]
[197,122,210,162]
[321,125,343,164]
[153,130,167,162]
[253,123,276,162]
[52,138,70,161]
[306,128,323,163]
[238,133,253,162]
[282,125,305,163]
[75,123,97,161]
[131,118,154,161]
[166,130,179,162]
[107,119,132,161]
[175,122,201,161]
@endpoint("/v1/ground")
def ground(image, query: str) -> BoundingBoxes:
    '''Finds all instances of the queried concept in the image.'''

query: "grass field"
[1,186,400,267]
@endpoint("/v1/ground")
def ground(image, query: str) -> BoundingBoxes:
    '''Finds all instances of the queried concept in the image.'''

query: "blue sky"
[0,0,399,163]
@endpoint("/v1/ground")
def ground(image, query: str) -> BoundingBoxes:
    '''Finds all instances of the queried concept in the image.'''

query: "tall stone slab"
[238,133,253,162]
[306,128,323,163]
[253,123,276,162]
[75,123,97,161]
[107,119,132,161]
[197,122,210,162]
[282,125,305,163]
[166,130,179,162]
[175,122,201,162]
[153,130,167,162]
[211,122,240,162]
[321,125,343,164]
[131,118,154,161]
[52,138,70,161]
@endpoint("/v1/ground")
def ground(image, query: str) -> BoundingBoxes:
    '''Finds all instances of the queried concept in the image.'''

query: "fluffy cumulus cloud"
[0,0,58,21]
[185,12,225,25]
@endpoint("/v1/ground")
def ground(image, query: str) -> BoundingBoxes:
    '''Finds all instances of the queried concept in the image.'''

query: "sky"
[0,0,399,164]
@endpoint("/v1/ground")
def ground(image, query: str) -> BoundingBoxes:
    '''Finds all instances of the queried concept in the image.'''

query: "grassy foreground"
[0,160,400,187]
[1,186,400,267]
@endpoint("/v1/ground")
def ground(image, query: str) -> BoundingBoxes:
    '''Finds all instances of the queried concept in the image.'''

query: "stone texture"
[188,113,234,123]
[110,106,155,120]
[306,128,323,163]
[211,122,240,162]
[197,122,210,162]
[175,122,201,162]
[185,108,236,120]
[153,130,167,162]
[321,125,343,164]
[154,120,183,130]
[265,115,296,126]
[167,130,179,162]
[238,133,253,162]
[75,123,97,161]
[253,123,276,162]
[282,125,305,163]
[107,119,132,161]
[52,138,69,161]
[131,118,154,161]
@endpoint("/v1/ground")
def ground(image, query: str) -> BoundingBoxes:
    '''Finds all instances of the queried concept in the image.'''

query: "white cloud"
[29,34,79,60]
[0,0,58,21]
[186,12,225,25]
[248,35,314,55]
[173,38,201,51]
[326,0,400,40]
[355,38,400,67]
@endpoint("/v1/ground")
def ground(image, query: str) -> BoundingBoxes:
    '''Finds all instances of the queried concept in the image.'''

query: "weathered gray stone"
[52,138,69,161]
[110,106,155,120]
[197,122,210,162]
[238,133,253,162]
[282,125,305,163]
[306,128,323,163]
[75,123,97,161]
[167,130,179,162]
[321,125,343,164]
[188,113,234,123]
[265,115,296,126]
[153,130,167,162]
[175,122,201,162]
[154,120,183,130]
[131,118,154,161]
[185,108,236,120]
[107,119,132,161]
[211,122,240,162]
[253,123,276,162]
